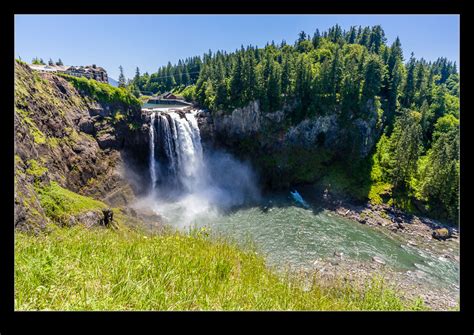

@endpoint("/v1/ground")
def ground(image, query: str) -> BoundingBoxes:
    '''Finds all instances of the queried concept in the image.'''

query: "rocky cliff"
[14,61,152,232]
[197,100,382,189]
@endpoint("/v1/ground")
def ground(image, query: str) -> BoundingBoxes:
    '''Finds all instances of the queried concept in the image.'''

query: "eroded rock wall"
[14,61,149,231]
[197,100,382,189]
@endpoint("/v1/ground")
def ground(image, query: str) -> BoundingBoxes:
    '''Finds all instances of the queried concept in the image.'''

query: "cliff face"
[14,61,150,232]
[197,100,382,189]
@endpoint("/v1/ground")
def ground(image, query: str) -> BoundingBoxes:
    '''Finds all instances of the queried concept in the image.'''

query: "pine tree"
[214,58,228,109]
[384,37,404,129]
[368,25,386,54]
[244,49,257,102]
[327,47,343,105]
[361,54,385,105]
[267,57,282,112]
[358,27,371,48]
[230,54,245,107]
[402,53,416,107]
[134,67,140,81]
[118,65,126,88]
[418,125,459,220]
[347,26,357,44]
[312,29,321,48]
[388,110,423,190]
[294,54,313,119]
[281,55,292,98]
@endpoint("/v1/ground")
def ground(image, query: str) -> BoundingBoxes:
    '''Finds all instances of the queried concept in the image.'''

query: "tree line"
[31,57,64,66]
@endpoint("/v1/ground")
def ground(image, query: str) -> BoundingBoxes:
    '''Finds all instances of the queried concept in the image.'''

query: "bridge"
[142,97,193,110]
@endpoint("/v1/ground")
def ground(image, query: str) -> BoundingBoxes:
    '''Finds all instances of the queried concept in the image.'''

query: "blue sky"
[15,15,460,80]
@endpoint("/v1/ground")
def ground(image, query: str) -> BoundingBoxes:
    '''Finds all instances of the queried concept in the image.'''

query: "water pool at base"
[175,197,459,292]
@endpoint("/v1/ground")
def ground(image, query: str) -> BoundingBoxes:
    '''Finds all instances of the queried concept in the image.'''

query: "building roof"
[28,64,107,73]
[28,64,71,72]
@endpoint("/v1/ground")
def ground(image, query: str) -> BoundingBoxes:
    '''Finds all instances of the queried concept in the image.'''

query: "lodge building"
[28,63,109,83]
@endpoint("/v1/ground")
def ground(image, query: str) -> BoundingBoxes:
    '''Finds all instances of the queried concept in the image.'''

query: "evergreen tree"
[347,26,357,44]
[214,58,228,109]
[383,37,404,128]
[417,123,459,221]
[361,54,385,105]
[312,29,321,48]
[327,47,343,105]
[281,55,292,98]
[402,53,416,107]
[368,25,386,54]
[229,54,245,107]
[244,49,258,102]
[358,27,371,48]
[118,65,126,88]
[267,57,282,111]
[388,110,423,190]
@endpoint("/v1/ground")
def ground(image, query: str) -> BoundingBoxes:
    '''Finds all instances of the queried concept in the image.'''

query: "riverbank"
[297,188,460,310]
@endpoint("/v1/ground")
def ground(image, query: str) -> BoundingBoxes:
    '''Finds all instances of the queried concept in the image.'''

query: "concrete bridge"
[142,98,193,110]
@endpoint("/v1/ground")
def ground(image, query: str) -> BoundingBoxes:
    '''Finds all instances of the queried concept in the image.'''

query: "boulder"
[78,118,95,134]
[372,256,386,265]
[432,228,451,240]
[100,208,114,227]
[74,210,103,228]
[96,132,118,149]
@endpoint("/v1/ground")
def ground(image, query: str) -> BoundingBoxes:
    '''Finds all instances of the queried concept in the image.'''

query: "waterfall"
[144,108,259,228]
[149,112,157,191]
[148,110,204,194]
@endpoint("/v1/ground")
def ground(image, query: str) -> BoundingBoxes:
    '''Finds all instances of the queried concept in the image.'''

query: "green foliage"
[15,225,425,311]
[114,111,126,123]
[35,181,107,224]
[415,126,459,221]
[31,57,45,65]
[432,114,459,142]
[25,159,48,178]
[387,110,423,190]
[16,108,47,145]
[59,74,140,108]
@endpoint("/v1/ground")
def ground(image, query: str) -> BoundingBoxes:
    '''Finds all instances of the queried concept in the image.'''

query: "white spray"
[143,109,260,228]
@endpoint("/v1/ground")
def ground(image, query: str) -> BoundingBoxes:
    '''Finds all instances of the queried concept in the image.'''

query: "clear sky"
[15,15,460,80]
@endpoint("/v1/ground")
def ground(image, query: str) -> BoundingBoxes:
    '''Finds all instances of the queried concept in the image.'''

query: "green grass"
[35,181,107,224]
[15,224,425,311]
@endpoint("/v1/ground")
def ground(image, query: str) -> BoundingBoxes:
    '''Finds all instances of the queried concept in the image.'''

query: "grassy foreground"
[15,226,422,310]
[15,225,425,311]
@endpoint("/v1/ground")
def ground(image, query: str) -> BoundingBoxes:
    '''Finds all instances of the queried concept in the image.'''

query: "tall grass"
[15,225,425,311]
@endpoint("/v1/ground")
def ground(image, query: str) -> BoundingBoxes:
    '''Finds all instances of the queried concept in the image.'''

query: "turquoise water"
[188,196,459,291]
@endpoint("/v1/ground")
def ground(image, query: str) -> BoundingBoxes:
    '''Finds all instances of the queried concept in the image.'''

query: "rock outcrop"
[197,99,382,189]
[14,61,150,232]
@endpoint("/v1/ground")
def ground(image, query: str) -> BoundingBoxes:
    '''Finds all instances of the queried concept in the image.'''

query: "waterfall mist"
[136,110,260,228]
